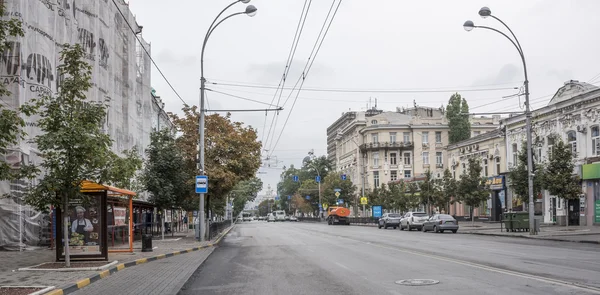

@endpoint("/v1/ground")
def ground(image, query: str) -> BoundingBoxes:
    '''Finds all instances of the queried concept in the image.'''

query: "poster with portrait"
[62,195,102,255]
[113,207,127,226]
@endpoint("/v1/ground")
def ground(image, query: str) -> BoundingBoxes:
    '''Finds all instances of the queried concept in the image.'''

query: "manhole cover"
[395,279,440,286]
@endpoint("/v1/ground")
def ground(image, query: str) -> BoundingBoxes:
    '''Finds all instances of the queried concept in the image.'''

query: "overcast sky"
[128,0,600,194]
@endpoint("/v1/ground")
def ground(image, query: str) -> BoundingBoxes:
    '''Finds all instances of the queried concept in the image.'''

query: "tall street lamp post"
[464,7,536,235]
[198,1,257,241]
[307,151,323,220]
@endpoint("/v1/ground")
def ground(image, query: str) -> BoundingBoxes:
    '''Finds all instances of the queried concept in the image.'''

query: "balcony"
[436,163,444,168]
[359,141,414,152]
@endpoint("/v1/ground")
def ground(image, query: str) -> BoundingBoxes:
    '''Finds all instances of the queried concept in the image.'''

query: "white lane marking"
[306,248,315,252]
[335,262,350,270]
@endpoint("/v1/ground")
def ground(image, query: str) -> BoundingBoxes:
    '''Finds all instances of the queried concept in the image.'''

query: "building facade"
[504,80,600,226]
[446,128,507,221]
[327,106,500,194]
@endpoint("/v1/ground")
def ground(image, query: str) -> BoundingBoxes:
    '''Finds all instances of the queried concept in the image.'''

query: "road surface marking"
[335,262,350,270]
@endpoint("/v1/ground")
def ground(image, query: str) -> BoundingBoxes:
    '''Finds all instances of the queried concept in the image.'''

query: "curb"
[463,231,600,245]
[19,260,119,272]
[45,225,235,295]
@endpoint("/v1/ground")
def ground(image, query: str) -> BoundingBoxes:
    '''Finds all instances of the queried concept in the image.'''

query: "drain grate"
[395,279,440,286]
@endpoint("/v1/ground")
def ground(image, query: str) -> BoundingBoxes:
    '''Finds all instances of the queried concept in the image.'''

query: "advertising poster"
[114,207,127,226]
[63,196,102,255]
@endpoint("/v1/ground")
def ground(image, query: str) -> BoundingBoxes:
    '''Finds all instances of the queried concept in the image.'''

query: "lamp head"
[479,6,491,18]
[245,5,258,17]
[240,0,251,3]
[463,20,475,32]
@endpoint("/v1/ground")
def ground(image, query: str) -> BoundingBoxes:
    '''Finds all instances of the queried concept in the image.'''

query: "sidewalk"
[0,226,233,295]
[459,222,600,244]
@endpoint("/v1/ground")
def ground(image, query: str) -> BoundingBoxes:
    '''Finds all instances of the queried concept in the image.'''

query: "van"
[274,210,286,221]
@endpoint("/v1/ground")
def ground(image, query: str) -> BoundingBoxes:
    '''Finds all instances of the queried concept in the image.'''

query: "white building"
[503,80,600,226]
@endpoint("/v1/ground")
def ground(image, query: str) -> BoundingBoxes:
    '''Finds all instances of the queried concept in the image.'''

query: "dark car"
[422,214,459,233]
[378,213,403,229]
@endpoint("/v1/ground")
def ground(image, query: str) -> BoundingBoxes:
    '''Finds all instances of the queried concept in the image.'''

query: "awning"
[80,180,136,197]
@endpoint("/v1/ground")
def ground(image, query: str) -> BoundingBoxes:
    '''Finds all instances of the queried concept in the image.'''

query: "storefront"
[582,163,600,226]
[486,175,505,221]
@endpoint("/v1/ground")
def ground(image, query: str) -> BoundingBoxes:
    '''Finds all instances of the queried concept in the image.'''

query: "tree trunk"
[63,195,70,267]
[565,199,569,227]
[471,206,475,226]
[161,209,165,240]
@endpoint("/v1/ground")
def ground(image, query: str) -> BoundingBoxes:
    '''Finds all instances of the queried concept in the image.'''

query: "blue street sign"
[318,204,322,209]
[293,175,299,182]
[341,174,347,180]
[334,188,342,192]
[372,205,383,218]
[306,195,310,200]
[315,176,321,183]
[337,199,343,204]
[275,196,280,201]
[195,175,208,194]
[287,195,291,200]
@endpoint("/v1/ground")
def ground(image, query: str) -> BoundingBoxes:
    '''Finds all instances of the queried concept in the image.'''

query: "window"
[403,152,411,165]
[462,163,466,170]
[371,120,378,125]
[422,132,429,144]
[512,143,518,166]
[390,170,398,181]
[372,133,379,143]
[474,131,481,136]
[403,132,411,143]
[390,132,397,143]
[452,165,456,179]
[592,126,600,156]
[435,131,442,143]
[436,152,443,164]
[373,171,380,188]
[422,152,430,165]
[495,157,501,174]
[404,170,412,178]
[567,131,577,155]
[483,159,488,177]
[390,152,397,165]
[373,152,379,167]
[547,136,555,156]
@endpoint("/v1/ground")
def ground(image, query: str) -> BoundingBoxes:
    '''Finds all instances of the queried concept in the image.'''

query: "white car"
[274,210,286,221]
[267,213,275,222]
[399,212,429,231]
[289,216,298,222]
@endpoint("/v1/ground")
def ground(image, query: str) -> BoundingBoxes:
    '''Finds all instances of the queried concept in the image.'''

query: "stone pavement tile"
[70,247,214,295]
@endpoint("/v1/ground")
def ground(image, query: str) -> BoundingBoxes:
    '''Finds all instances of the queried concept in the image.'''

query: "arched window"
[371,120,378,125]
[567,131,577,155]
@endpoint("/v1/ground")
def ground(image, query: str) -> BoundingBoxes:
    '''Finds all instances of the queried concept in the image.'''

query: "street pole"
[198,1,257,242]
[464,6,536,235]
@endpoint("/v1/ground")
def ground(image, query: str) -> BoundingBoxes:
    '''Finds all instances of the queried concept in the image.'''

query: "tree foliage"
[507,142,545,203]
[141,129,189,211]
[439,168,457,213]
[419,170,442,215]
[102,148,143,192]
[23,44,113,212]
[446,93,471,144]
[543,138,581,201]
[0,4,36,182]
[456,157,489,223]
[320,171,357,208]
[169,106,262,215]
[230,177,263,217]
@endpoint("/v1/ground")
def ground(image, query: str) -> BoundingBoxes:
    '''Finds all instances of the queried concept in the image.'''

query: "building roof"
[548,80,599,105]
[446,128,504,150]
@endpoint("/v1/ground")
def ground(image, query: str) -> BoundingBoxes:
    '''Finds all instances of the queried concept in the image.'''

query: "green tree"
[257,199,269,216]
[440,168,458,213]
[229,177,263,217]
[296,179,319,214]
[419,170,442,215]
[456,157,489,225]
[0,3,37,182]
[23,44,114,266]
[141,129,189,212]
[404,182,422,211]
[446,93,471,144]
[102,148,143,192]
[321,172,357,210]
[507,142,545,204]
[543,138,582,226]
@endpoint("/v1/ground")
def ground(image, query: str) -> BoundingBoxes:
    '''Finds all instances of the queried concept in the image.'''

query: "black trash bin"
[141,234,153,252]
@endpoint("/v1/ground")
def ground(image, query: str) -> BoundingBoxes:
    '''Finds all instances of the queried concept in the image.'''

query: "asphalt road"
[179,221,600,295]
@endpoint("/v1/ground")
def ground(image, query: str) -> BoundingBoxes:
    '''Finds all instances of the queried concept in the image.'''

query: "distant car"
[258,216,266,221]
[399,212,429,231]
[378,213,402,229]
[285,215,290,221]
[274,210,286,221]
[267,213,275,222]
[289,216,298,222]
[422,214,459,233]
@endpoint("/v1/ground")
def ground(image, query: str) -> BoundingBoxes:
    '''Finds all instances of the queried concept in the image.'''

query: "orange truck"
[326,206,350,225]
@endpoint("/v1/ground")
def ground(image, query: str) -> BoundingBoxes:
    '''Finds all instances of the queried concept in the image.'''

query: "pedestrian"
[183,215,188,231]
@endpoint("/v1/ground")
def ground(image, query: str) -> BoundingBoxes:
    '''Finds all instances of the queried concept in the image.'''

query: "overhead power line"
[112,0,189,106]
[206,89,282,107]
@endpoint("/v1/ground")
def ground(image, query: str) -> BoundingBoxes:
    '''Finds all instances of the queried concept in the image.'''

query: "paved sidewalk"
[69,247,214,295]
[459,222,600,244]
[0,226,232,294]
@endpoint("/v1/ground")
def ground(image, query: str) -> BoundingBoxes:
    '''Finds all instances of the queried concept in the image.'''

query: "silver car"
[399,212,429,231]
[378,213,403,229]
[422,214,459,233]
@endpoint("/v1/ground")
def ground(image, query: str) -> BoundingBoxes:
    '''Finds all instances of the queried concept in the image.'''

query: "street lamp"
[464,7,536,235]
[198,0,258,241]
[306,151,323,221]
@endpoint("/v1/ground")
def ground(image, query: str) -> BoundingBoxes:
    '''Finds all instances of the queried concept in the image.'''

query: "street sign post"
[315,176,321,183]
[195,175,208,194]
[341,174,347,180]
[372,205,382,218]
[334,191,340,197]
[293,175,299,182]
[287,195,291,200]
[360,196,368,217]
[334,188,341,192]
[337,199,344,205]
[306,195,310,200]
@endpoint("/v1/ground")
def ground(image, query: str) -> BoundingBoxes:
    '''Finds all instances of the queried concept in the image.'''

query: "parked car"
[399,212,429,231]
[274,210,286,221]
[258,216,266,221]
[267,213,275,222]
[422,214,459,233]
[289,216,298,222]
[378,213,403,229]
